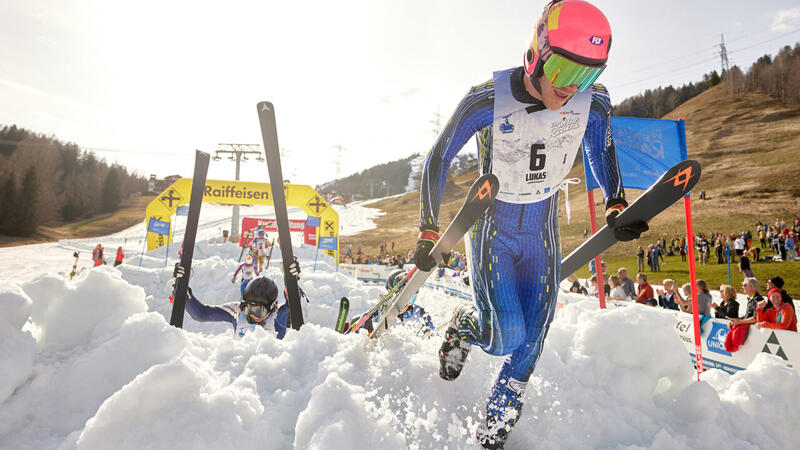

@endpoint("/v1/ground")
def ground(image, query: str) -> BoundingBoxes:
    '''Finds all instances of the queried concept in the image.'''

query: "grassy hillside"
[342,83,800,296]
[0,194,155,247]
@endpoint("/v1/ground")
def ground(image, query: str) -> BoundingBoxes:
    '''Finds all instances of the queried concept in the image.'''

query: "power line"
[609,27,800,91]
[728,27,800,55]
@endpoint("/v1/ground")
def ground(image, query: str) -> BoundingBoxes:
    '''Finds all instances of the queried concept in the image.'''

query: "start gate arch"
[145,179,339,262]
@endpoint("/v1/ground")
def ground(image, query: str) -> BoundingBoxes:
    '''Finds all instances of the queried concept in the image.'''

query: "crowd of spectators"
[342,242,414,267]
[341,242,468,276]
[634,217,800,274]
[566,265,796,332]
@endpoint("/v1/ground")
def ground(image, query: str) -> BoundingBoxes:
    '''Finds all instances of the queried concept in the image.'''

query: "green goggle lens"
[542,53,605,92]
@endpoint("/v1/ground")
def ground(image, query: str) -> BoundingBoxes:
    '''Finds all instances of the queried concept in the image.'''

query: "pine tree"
[101,168,122,212]
[17,166,39,236]
[0,174,16,234]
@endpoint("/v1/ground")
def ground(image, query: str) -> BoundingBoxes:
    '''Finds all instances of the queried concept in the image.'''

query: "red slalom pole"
[684,194,704,380]
[586,189,606,309]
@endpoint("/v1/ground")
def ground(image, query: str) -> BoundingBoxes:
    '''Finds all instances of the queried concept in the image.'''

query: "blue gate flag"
[306,216,321,227]
[584,117,687,191]
[317,236,338,250]
[148,217,171,235]
[176,205,189,216]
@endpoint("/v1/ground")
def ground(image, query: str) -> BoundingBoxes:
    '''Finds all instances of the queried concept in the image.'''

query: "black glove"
[605,198,648,242]
[172,263,193,298]
[287,257,301,279]
[414,226,440,271]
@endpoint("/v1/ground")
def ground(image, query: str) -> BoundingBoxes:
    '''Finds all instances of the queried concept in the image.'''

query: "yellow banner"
[145,179,339,263]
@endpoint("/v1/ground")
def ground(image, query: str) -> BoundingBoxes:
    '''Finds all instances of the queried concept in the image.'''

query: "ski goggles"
[542,52,605,92]
[242,302,271,319]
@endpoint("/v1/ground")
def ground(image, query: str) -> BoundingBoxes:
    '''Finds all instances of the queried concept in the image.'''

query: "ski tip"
[257,101,274,114]
[466,173,500,206]
[660,159,701,195]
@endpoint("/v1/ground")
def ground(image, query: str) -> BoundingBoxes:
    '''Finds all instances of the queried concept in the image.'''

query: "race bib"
[491,68,591,203]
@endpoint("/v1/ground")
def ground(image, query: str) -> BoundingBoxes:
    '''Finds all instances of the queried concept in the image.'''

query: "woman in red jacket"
[756,288,797,332]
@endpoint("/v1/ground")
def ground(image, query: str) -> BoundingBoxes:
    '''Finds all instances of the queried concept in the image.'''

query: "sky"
[2,0,799,186]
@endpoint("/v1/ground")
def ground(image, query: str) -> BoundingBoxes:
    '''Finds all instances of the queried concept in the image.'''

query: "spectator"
[695,279,712,316]
[741,277,764,319]
[734,234,745,262]
[635,273,654,305]
[715,237,724,264]
[756,288,797,331]
[562,274,588,295]
[636,246,645,272]
[588,275,610,298]
[766,277,795,313]
[656,279,680,310]
[679,240,687,262]
[607,275,629,301]
[711,285,740,319]
[92,244,104,267]
[618,268,636,299]
[738,254,754,279]
[114,246,124,267]
[673,283,693,313]
[786,233,796,261]
[759,228,767,249]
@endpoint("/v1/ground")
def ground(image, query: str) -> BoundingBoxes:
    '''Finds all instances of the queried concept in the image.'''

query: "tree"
[0,173,16,234]
[17,166,39,236]
[101,167,122,212]
[709,71,721,87]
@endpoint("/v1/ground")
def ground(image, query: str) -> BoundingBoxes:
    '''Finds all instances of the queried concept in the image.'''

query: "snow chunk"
[0,282,33,330]
[21,267,148,350]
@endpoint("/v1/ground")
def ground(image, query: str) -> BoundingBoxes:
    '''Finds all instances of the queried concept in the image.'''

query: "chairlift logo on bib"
[706,322,732,356]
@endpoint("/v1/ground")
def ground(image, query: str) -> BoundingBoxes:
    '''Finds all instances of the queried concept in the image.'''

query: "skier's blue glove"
[605,198,648,242]
[414,227,440,271]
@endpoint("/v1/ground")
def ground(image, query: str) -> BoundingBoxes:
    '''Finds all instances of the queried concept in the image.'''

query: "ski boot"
[476,378,526,449]
[439,305,480,381]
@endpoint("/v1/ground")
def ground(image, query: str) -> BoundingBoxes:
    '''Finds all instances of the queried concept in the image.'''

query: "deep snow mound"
[0,247,799,449]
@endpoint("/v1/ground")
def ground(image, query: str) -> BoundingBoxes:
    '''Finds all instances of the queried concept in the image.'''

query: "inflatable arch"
[145,179,339,262]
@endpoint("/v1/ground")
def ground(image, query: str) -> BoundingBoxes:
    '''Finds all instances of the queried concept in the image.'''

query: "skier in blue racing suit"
[175,263,300,340]
[414,1,648,447]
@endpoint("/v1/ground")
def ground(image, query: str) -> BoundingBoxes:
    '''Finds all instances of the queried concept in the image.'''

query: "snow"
[1,200,799,449]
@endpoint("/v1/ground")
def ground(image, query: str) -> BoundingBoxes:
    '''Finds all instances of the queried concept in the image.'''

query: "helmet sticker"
[589,36,604,45]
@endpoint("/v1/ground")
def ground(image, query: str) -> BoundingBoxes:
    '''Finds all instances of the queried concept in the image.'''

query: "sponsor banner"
[672,312,799,374]
[304,225,316,246]
[147,217,170,235]
[241,217,305,234]
[306,216,321,227]
[317,236,338,251]
[584,117,688,190]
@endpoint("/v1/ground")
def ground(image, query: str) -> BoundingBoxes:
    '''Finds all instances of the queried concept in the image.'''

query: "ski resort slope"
[1,203,799,449]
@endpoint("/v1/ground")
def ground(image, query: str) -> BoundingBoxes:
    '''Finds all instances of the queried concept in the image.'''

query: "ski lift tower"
[213,143,264,241]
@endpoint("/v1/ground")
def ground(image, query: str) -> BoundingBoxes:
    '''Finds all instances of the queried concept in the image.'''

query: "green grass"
[575,253,800,298]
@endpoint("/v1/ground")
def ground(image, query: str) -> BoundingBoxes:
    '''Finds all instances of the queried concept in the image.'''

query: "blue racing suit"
[185,292,288,339]
[420,66,624,422]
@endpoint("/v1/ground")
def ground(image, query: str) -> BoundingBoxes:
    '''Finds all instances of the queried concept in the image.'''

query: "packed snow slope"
[1,202,799,449]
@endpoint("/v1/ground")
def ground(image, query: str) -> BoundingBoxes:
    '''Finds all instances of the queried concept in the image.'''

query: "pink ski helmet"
[524,0,612,91]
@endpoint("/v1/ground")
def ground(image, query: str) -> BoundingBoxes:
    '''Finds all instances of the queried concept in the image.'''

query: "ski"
[69,251,80,280]
[238,230,251,262]
[334,297,350,333]
[560,159,702,280]
[257,101,304,330]
[369,173,499,339]
[169,150,210,328]
[264,238,276,270]
[345,269,412,334]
